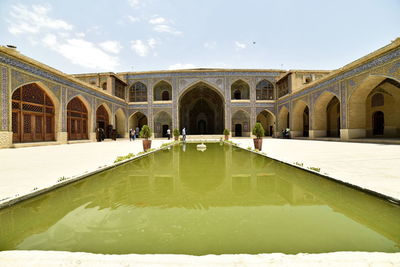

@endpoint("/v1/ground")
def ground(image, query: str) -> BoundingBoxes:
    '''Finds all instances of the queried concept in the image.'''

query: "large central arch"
[179,82,224,135]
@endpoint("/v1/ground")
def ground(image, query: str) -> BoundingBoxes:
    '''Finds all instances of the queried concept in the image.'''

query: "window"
[256,80,274,100]
[129,82,147,102]
[102,82,107,90]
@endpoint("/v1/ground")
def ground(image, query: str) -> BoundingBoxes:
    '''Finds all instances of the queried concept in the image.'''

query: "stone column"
[250,78,256,135]
[147,79,154,137]
[172,78,178,130]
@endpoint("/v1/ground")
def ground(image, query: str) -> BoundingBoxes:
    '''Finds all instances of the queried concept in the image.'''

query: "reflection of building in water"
[1,39,400,147]
[1,144,399,248]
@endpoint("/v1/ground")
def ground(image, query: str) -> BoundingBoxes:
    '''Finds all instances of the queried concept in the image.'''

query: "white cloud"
[99,41,123,54]
[204,41,217,49]
[148,15,182,35]
[76,32,86,38]
[127,0,141,8]
[153,24,182,35]
[168,63,196,70]
[149,17,167,25]
[42,34,119,70]
[131,39,157,57]
[127,15,140,22]
[235,41,247,50]
[8,4,72,35]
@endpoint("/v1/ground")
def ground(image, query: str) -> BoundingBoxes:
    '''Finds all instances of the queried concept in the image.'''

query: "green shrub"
[223,128,230,136]
[252,122,265,138]
[173,129,180,137]
[139,125,152,139]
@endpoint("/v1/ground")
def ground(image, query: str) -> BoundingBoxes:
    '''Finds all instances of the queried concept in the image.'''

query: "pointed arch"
[114,108,127,138]
[153,80,172,101]
[231,79,250,100]
[256,80,275,100]
[129,81,147,102]
[67,95,91,140]
[292,99,309,137]
[128,111,148,134]
[278,106,289,134]
[11,82,59,143]
[256,109,276,136]
[347,75,400,138]
[96,103,111,138]
[231,109,250,137]
[179,81,225,134]
[312,91,340,138]
[153,111,172,137]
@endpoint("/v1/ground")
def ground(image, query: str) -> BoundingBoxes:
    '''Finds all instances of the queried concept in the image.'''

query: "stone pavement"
[233,138,400,201]
[0,250,399,267]
[0,139,169,203]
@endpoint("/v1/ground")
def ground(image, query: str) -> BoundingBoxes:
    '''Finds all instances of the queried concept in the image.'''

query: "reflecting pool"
[0,143,399,255]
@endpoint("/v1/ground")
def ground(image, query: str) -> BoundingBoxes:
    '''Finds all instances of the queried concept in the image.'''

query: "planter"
[142,140,152,151]
[253,138,263,150]
[224,135,229,141]
[174,136,179,141]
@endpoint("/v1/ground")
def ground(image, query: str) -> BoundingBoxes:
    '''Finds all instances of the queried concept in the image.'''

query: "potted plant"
[173,129,180,141]
[252,122,265,150]
[223,128,230,141]
[139,125,152,151]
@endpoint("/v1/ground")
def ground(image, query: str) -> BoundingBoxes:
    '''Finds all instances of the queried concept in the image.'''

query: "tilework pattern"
[0,54,125,106]
[1,67,8,130]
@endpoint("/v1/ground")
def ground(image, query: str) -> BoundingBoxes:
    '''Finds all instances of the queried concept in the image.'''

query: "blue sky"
[1,0,399,74]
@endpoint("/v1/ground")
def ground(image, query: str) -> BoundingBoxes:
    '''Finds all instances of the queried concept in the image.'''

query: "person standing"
[167,128,171,140]
[132,129,136,141]
[182,127,186,141]
[136,126,140,138]
[129,129,133,141]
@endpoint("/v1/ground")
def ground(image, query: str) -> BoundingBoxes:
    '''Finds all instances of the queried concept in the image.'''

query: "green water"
[0,143,399,255]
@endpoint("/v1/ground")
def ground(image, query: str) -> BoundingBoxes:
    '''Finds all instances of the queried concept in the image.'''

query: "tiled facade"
[0,38,399,148]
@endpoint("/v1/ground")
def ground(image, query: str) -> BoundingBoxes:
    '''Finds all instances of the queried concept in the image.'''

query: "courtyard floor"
[0,138,399,266]
[0,138,400,204]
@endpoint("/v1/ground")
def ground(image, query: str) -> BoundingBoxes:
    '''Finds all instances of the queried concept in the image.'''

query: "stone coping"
[0,251,399,267]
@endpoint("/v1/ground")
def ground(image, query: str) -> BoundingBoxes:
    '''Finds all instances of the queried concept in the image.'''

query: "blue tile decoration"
[231,102,251,107]
[126,72,282,80]
[278,102,290,114]
[276,48,400,105]
[389,61,400,74]
[0,54,125,106]
[340,81,347,129]
[2,67,8,130]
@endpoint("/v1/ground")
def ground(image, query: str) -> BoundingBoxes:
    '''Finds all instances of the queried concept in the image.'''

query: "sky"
[0,0,399,74]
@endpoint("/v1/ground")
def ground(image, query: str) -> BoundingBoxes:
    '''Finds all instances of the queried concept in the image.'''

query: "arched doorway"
[313,92,340,138]
[278,106,289,135]
[154,111,172,138]
[162,91,170,101]
[257,110,275,136]
[114,108,127,138]
[292,100,309,138]
[303,106,309,137]
[231,80,250,100]
[232,110,250,137]
[96,105,110,138]
[67,97,88,140]
[372,111,384,135]
[129,111,148,134]
[154,81,172,101]
[347,76,400,138]
[12,83,55,143]
[179,83,224,135]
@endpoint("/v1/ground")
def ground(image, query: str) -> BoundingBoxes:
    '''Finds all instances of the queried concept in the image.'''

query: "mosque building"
[0,38,399,148]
